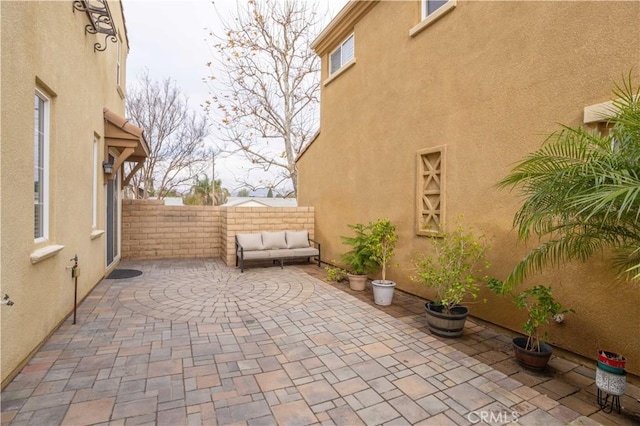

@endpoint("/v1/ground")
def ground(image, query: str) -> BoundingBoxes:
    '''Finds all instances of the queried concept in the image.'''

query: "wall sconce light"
[102,161,114,174]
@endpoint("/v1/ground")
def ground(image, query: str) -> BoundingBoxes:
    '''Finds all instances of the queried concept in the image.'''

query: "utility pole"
[211,149,216,206]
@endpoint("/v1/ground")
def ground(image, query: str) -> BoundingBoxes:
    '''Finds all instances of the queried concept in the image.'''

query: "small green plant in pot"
[411,219,490,337]
[511,285,573,370]
[341,223,378,291]
[368,218,399,305]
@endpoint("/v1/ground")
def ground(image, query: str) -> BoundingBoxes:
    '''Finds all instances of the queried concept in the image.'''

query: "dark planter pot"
[424,302,468,338]
[512,337,552,370]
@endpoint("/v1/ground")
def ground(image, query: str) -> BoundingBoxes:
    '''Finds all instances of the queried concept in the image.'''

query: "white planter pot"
[596,366,626,396]
[372,280,396,306]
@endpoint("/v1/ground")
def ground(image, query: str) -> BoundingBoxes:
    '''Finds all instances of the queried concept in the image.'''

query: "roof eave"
[311,0,379,55]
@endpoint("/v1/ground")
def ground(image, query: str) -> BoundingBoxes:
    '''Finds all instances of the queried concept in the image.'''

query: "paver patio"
[1,259,638,425]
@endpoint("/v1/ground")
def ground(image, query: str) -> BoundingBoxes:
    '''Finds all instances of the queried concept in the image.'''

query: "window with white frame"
[116,33,122,87]
[423,0,450,19]
[34,90,50,241]
[329,34,354,76]
[92,138,98,228]
[410,0,457,36]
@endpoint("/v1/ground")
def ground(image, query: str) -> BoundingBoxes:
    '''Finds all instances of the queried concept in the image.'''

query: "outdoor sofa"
[235,230,321,272]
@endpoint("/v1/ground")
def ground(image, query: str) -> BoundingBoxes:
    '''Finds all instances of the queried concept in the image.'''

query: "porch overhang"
[103,107,149,185]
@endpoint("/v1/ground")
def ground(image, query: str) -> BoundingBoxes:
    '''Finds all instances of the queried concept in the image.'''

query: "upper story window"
[116,34,122,87]
[34,90,50,241]
[423,0,449,19]
[329,34,354,76]
[411,0,457,37]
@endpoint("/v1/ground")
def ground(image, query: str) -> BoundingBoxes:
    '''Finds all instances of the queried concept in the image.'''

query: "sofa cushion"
[290,247,319,257]
[236,233,263,251]
[267,249,295,258]
[240,250,271,260]
[262,231,287,249]
[286,230,310,249]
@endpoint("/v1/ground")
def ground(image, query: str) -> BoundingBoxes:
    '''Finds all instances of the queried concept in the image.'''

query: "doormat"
[106,269,143,279]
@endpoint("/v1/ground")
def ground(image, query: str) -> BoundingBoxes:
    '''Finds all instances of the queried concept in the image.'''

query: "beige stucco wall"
[299,1,640,375]
[1,1,129,387]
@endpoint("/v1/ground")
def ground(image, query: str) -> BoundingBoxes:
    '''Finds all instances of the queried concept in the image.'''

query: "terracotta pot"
[512,337,552,370]
[347,274,367,291]
[424,302,468,338]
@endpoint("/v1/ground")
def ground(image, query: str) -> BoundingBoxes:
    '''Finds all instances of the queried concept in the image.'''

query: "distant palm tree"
[213,179,229,206]
[192,175,213,206]
[499,75,640,289]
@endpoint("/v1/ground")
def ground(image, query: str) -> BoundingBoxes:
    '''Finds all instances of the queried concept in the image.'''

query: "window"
[92,138,98,228]
[329,34,354,76]
[416,146,445,235]
[116,33,122,87]
[410,0,456,37]
[423,0,449,19]
[34,90,50,241]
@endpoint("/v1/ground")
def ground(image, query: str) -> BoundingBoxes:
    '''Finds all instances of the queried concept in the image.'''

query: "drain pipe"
[67,255,79,324]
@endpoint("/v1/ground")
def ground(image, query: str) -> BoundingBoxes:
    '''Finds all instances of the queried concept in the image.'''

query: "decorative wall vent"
[416,146,445,235]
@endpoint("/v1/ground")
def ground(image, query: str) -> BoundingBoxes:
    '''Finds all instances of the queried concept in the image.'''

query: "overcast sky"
[122,0,348,194]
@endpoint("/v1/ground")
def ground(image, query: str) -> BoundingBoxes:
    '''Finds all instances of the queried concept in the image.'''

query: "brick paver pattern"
[1,259,637,425]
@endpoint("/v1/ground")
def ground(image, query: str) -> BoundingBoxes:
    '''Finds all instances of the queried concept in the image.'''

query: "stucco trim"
[583,100,616,124]
[29,244,65,264]
[409,0,457,38]
[91,229,105,240]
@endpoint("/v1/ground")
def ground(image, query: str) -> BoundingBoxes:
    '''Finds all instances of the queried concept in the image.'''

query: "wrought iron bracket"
[73,0,117,52]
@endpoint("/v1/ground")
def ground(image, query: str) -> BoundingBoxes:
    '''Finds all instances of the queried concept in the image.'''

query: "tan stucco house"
[297,0,640,375]
[0,0,148,387]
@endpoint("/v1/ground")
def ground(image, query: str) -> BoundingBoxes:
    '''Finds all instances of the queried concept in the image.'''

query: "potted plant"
[411,219,490,337]
[368,218,399,306]
[510,285,573,370]
[341,223,377,291]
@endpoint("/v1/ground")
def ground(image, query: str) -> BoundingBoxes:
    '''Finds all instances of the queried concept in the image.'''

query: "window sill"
[91,229,105,240]
[409,0,457,38]
[30,244,65,264]
[323,58,357,87]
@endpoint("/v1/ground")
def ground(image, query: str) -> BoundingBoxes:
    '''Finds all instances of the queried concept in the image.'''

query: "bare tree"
[205,0,322,197]
[126,71,210,198]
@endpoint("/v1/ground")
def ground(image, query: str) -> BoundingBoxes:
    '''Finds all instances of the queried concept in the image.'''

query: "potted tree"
[510,285,573,370]
[368,218,399,306]
[411,219,490,337]
[341,223,377,291]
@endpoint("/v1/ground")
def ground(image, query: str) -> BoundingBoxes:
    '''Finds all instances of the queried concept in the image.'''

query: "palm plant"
[499,75,640,289]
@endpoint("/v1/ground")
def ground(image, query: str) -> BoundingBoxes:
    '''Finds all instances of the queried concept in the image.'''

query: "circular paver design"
[116,269,316,323]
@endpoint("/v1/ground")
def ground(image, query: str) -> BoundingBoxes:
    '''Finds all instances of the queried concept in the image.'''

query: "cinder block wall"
[122,200,222,259]
[122,201,315,266]
[221,207,315,266]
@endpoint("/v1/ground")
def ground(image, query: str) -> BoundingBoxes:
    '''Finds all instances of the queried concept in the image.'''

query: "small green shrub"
[514,285,574,352]
[411,218,490,314]
[325,265,348,282]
